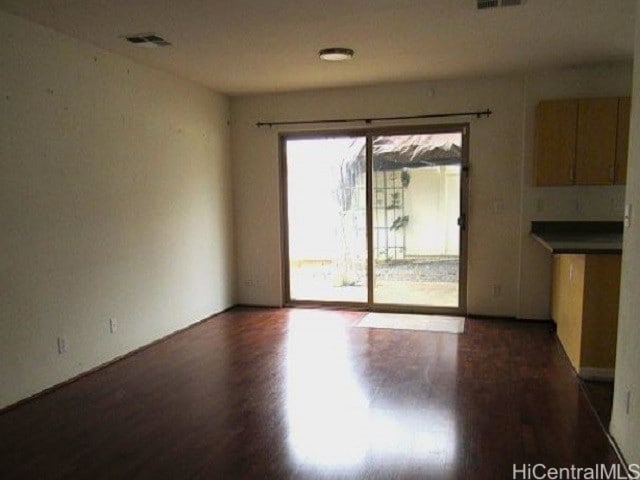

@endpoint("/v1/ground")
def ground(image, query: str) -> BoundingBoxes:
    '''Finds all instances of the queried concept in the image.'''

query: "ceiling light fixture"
[319,47,355,62]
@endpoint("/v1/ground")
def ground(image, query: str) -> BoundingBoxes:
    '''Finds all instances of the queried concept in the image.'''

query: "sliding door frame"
[279,123,469,315]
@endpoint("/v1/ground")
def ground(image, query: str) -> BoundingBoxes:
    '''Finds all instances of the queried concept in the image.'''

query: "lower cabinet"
[551,254,621,379]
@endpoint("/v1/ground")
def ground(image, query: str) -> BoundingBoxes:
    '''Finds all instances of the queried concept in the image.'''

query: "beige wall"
[0,11,235,409]
[231,66,631,317]
[232,77,526,312]
[611,0,640,465]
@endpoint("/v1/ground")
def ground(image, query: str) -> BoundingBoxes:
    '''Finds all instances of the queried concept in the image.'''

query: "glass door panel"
[371,133,463,308]
[285,136,367,303]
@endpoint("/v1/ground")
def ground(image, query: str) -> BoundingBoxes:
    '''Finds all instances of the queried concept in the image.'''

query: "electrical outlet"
[109,318,117,334]
[492,284,502,297]
[626,390,631,415]
[57,337,67,354]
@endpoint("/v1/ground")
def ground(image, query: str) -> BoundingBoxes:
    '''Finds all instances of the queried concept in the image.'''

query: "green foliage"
[390,215,409,231]
[401,169,411,187]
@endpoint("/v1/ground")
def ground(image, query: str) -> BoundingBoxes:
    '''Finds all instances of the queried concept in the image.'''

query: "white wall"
[404,167,460,257]
[231,65,631,317]
[0,11,235,409]
[610,0,640,465]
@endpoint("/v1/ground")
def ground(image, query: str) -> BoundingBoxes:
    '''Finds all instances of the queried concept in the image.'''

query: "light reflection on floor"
[283,309,458,473]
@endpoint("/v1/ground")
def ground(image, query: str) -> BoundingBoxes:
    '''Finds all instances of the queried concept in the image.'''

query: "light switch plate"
[569,264,574,282]
[57,337,67,354]
[625,204,633,228]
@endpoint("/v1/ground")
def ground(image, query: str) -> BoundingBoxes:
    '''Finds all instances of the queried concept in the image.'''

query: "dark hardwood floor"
[582,380,614,428]
[0,307,620,479]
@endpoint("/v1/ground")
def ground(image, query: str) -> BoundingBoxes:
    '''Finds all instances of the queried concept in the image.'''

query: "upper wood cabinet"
[533,96,630,186]
[534,99,578,186]
[575,98,618,185]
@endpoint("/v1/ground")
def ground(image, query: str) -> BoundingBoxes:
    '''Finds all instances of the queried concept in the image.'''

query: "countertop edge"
[530,233,622,255]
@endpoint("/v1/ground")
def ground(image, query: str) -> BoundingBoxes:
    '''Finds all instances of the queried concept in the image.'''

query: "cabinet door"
[615,97,631,185]
[581,255,621,370]
[534,100,578,186]
[575,98,618,185]
[551,254,585,370]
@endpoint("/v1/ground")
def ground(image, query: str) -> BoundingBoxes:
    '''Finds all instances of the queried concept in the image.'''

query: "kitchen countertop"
[530,221,623,254]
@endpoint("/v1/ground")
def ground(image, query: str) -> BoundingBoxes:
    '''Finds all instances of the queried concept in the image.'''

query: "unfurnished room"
[1,1,640,479]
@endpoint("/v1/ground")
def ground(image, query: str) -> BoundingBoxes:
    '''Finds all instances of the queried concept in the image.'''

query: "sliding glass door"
[282,126,467,313]
[284,136,368,303]
[372,133,463,308]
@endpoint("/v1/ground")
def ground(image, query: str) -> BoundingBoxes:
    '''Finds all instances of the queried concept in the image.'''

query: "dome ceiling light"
[319,47,355,62]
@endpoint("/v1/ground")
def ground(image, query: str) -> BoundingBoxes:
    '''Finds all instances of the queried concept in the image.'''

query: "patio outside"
[286,134,462,307]
[290,257,459,306]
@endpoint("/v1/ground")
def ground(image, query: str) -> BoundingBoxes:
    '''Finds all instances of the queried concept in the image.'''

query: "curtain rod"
[256,108,492,128]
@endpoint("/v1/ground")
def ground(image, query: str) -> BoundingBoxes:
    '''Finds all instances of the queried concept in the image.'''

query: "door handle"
[457,213,467,231]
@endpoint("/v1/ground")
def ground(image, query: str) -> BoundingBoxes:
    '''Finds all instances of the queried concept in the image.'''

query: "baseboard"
[468,313,554,324]
[579,367,615,381]
[516,317,553,323]
[236,303,283,309]
[235,306,555,324]
[0,304,237,415]
[467,313,514,320]
[551,334,615,382]
[235,305,554,324]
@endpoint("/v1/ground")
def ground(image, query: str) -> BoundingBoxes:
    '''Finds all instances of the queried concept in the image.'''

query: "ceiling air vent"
[123,33,171,47]
[477,0,525,9]
[477,0,499,8]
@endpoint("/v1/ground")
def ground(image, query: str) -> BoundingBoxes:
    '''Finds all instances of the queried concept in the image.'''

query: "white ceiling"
[0,0,635,95]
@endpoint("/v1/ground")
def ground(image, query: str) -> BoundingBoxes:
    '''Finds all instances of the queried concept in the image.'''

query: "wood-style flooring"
[0,307,621,479]
[582,380,614,428]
